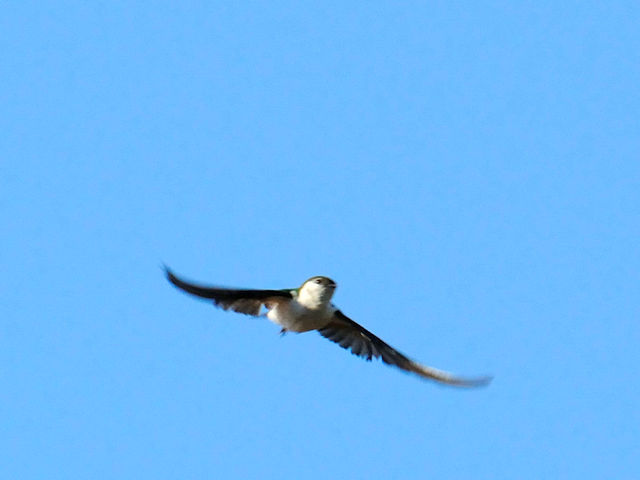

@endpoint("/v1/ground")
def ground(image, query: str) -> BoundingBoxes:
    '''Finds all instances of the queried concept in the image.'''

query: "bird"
[164,267,491,387]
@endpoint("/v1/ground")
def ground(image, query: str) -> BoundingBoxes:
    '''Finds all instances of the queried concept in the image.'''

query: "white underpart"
[266,281,336,332]
[266,298,335,332]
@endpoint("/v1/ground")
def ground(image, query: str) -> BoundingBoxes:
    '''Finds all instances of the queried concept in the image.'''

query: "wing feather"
[319,311,492,387]
[165,268,293,317]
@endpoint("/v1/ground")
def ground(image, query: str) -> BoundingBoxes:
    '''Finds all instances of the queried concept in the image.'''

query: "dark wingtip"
[162,264,180,287]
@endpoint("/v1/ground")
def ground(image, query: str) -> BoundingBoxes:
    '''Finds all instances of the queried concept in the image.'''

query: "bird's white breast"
[266,299,334,333]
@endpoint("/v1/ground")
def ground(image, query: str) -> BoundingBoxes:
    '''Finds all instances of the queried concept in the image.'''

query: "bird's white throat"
[296,282,335,309]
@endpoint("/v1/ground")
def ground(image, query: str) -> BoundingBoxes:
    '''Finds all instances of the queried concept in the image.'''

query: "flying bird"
[165,268,491,387]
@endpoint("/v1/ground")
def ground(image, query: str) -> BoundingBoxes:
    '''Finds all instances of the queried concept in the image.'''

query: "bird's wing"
[318,310,492,387]
[165,268,294,316]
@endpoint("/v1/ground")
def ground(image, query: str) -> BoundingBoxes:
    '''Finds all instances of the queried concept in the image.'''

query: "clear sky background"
[2,2,639,479]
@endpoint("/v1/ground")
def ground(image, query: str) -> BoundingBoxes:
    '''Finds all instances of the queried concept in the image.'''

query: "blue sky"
[2,1,639,478]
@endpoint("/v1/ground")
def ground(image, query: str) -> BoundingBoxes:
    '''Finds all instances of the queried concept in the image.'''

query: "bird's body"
[266,276,337,333]
[165,268,491,388]
[267,299,336,333]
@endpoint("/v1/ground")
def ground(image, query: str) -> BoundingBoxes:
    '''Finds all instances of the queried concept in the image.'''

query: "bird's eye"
[315,278,322,284]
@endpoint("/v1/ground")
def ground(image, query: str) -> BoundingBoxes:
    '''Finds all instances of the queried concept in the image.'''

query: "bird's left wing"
[319,310,492,387]
[165,268,294,316]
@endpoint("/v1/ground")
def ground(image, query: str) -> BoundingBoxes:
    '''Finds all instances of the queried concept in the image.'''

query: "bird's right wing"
[165,268,294,316]
[319,310,492,387]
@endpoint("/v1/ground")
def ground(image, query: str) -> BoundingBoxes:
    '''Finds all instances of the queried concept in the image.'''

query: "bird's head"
[298,276,337,307]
